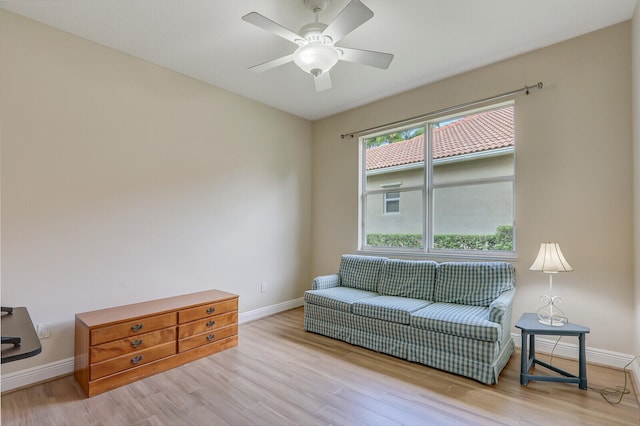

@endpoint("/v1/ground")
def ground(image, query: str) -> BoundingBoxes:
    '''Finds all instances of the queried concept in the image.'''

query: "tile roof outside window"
[366,106,514,171]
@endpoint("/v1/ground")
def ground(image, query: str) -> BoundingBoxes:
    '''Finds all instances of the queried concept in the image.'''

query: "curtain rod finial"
[525,81,544,95]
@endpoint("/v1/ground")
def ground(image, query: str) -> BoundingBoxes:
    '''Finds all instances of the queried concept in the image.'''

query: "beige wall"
[632,1,640,354]
[312,22,634,353]
[0,10,312,373]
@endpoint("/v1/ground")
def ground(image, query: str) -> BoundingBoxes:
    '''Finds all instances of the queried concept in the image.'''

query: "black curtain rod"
[340,82,543,139]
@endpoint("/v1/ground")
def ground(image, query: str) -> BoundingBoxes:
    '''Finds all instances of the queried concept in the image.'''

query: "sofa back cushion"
[434,262,515,307]
[378,259,438,300]
[338,255,386,292]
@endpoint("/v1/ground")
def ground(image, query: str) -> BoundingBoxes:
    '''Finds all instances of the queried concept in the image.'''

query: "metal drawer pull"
[206,320,216,327]
[131,339,143,348]
[131,355,144,364]
[131,323,144,332]
[206,333,215,342]
[206,307,215,314]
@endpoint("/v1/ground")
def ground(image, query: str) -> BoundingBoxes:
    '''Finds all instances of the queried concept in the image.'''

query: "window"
[360,103,515,256]
[384,191,400,214]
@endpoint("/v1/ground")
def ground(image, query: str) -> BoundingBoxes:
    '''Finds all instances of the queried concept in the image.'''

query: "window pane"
[385,200,400,213]
[432,181,513,251]
[365,189,423,248]
[364,126,425,249]
[384,192,400,214]
[386,191,400,199]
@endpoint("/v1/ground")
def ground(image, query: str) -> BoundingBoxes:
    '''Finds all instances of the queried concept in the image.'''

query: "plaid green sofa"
[303,255,516,384]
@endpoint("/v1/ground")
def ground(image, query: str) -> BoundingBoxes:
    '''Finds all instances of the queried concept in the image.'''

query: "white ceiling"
[1,0,637,121]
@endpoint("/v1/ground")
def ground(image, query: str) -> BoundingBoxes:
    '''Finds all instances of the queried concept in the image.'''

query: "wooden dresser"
[74,289,238,397]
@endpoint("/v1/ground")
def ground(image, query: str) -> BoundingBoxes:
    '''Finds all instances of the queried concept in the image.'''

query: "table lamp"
[530,242,573,326]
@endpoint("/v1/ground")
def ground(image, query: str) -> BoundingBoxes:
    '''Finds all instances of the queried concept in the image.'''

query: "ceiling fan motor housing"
[298,22,331,45]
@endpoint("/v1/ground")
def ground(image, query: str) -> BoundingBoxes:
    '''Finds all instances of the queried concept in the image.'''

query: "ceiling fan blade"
[339,47,394,69]
[314,72,332,92]
[242,12,302,45]
[248,54,294,73]
[322,0,374,44]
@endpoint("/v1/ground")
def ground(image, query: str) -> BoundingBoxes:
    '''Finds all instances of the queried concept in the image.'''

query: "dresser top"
[76,289,238,328]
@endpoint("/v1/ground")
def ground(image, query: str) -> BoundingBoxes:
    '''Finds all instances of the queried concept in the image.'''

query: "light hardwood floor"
[2,307,638,425]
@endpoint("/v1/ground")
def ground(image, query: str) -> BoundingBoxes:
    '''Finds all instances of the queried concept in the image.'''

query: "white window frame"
[358,101,516,260]
[383,191,400,214]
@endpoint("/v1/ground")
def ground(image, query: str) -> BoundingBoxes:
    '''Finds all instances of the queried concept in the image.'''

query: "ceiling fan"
[242,0,394,92]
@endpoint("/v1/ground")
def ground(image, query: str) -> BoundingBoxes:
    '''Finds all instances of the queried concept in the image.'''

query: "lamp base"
[537,316,566,327]
[537,295,566,327]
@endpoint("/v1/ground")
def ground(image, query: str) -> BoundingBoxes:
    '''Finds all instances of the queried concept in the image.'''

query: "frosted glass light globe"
[293,43,340,76]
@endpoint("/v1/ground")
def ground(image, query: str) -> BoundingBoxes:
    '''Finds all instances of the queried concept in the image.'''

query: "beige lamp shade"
[530,242,573,273]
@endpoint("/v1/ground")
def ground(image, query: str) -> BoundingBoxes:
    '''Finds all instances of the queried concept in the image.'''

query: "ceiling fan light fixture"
[243,0,391,91]
[293,43,341,76]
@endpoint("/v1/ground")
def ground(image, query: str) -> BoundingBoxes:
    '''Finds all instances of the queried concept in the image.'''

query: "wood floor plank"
[1,307,638,425]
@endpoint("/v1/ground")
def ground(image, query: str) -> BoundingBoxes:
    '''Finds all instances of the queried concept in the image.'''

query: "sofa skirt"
[350,314,410,359]
[304,302,514,385]
[406,335,514,385]
[303,303,352,342]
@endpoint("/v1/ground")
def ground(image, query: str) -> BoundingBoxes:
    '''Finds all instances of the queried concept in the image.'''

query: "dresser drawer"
[178,311,237,339]
[178,324,238,353]
[90,327,176,364]
[90,341,176,380]
[178,299,237,324]
[91,312,176,346]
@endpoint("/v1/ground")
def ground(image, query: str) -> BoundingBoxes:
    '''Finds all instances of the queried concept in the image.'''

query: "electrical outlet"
[261,282,268,293]
[37,323,51,339]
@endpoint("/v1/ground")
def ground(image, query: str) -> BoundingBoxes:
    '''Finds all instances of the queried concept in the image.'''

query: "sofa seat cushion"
[378,259,438,300]
[434,262,515,307]
[410,303,501,342]
[339,255,387,292]
[352,296,432,325]
[304,287,378,313]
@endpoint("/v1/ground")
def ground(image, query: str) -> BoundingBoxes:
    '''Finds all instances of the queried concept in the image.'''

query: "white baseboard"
[629,357,640,395]
[0,297,305,393]
[511,332,635,369]
[1,357,75,393]
[238,297,304,324]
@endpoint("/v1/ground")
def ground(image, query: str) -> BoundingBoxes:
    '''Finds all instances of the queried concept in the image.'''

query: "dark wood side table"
[515,312,590,389]
[1,307,42,363]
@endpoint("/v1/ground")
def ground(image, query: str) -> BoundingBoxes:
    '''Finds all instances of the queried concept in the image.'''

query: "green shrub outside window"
[366,226,513,251]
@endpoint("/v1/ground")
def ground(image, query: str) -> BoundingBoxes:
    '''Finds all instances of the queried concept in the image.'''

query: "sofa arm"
[312,274,341,290]
[489,288,516,324]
